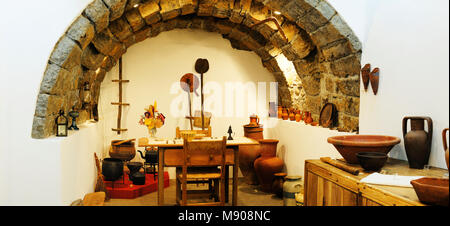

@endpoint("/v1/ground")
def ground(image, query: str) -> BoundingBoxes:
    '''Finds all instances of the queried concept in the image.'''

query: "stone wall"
[32,0,361,138]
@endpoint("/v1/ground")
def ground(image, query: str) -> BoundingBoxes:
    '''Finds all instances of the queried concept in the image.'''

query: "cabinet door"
[305,172,358,206]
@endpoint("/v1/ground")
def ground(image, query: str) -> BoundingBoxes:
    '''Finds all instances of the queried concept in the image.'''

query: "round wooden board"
[319,103,336,128]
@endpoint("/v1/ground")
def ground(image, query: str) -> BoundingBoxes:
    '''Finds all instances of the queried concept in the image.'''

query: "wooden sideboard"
[304,158,448,206]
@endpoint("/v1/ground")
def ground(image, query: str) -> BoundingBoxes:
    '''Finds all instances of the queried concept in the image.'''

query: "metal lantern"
[68,107,79,130]
[82,81,91,108]
[55,110,68,137]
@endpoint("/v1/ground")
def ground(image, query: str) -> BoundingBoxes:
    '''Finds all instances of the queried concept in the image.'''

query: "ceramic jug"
[272,172,287,198]
[289,109,295,121]
[282,108,289,120]
[442,128,449,171]
[249,115,260,126]
[283,176,302,206]
[277,106,283,119]
[402,116,433,169]
[295,110,302,122]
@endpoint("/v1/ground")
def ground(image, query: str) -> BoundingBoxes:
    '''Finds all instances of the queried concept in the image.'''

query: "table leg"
[232,146,239,206]
[158,148,165,206]
[225,166,229,203]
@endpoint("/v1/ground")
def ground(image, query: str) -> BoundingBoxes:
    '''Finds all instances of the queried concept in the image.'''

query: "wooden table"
[304,158,448,206]
[138,136,259,206]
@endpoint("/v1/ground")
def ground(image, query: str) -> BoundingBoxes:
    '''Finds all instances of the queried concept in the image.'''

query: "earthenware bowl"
[356,152,388,171]
[327,135,401,164]
[410,177,449,206]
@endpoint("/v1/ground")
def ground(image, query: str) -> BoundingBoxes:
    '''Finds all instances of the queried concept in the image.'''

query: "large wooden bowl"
[411,177,449,206]
[327,135,401,164]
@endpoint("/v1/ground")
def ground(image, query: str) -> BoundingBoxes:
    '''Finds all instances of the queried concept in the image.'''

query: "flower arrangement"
[139,101,165,137]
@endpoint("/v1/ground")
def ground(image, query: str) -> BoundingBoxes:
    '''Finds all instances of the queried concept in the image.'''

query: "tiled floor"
[104,178,284,206]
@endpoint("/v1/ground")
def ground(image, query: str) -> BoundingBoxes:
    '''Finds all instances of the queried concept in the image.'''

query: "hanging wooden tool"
[194,58,209,130]
[111,57,129,134]
[180,73,199,130]
[94,153,110,200]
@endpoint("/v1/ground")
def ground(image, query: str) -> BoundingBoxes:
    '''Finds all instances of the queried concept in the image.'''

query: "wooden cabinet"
[304,159,448,206]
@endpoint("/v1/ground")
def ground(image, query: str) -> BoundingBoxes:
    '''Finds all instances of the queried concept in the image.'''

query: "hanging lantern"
[55,110,68,137]
[82,81,91,109]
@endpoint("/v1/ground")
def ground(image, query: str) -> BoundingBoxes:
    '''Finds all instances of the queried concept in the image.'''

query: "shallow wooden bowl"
[410,177,449,206]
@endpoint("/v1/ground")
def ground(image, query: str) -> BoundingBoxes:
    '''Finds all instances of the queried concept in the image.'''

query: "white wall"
[98,29,276,177]
[0,0,93,205]
[329,0,449,168]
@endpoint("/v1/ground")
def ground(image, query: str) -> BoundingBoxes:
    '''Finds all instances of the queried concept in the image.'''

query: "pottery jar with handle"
[295,110,302,122]
[289,109,295,121]
[442,128,449,171]
[402,116,433,169]
[283,176,302,206]
[277,106,283,119]
[282,108,289,120]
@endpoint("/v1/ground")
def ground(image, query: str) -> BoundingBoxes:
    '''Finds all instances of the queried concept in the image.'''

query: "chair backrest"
[182,136,226,168]
[176,126,212,138]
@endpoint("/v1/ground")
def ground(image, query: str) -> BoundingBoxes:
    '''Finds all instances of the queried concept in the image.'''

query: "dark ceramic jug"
[402,116,433,169]
[102,158,123,181]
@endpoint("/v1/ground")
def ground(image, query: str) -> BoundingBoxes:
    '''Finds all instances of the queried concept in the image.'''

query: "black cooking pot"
[130,171,146,185]
[127,162,143,175]
[102,158,123,181]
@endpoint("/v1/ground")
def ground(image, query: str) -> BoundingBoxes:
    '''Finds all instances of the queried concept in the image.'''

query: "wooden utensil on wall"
[369,67,380,95]
[195,58,209,130]
[361,63,371,91]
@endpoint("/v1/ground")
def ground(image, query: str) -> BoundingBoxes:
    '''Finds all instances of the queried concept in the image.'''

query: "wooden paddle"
[195,58,209,130]
[320,157,360,175]
[112,138,135,146]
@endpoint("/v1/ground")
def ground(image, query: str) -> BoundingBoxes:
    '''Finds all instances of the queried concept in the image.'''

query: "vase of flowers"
[139,101,165,137]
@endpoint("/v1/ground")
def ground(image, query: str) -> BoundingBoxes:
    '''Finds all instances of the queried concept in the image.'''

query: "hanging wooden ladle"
[195,58,209,130]
[180,73,199,130]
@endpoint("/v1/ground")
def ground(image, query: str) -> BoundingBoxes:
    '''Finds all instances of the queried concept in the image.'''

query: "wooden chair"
[177,136,227,206]
[175,126,212,138]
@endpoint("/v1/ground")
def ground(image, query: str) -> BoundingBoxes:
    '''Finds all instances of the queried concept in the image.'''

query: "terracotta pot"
[240,125,264,185]
[304,112,313,124]
[282,108,289,120]
[254,139,284,193]
[277,106,283,119]
[403,116,433,169]
[272,172,287,198]
[289,109,295,121]
[295,110,302,122]
[442,128,449,171]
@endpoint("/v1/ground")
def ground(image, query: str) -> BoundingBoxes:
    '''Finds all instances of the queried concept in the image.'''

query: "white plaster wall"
[329,0,449,169]
[0,0,93,205]
[98,29,276,177]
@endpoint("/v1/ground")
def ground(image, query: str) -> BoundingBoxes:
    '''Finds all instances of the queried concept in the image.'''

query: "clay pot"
[272,172,287,198]
[289,109,295,121]
[402,116,433,169]
[295,110,302,122]
[442,128,449,171]
[283,176,302,206]
[240,125,264,185]
[304,112,313,124]
[282,108,289,120]
[254,139,284,193]
[102,158,123,181]
[249,115,260,126]
[278,106,283,119]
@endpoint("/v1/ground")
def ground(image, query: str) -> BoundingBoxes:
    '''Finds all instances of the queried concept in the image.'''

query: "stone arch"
[32,0,361,139]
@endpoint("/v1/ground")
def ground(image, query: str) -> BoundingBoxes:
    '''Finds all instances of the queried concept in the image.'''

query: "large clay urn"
[402,116,433,169]
[442,128,449,171]
[254,139,284,193]
[239,124,264,185]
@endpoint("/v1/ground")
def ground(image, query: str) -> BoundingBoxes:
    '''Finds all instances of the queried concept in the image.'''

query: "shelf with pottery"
[304,158,448,206]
